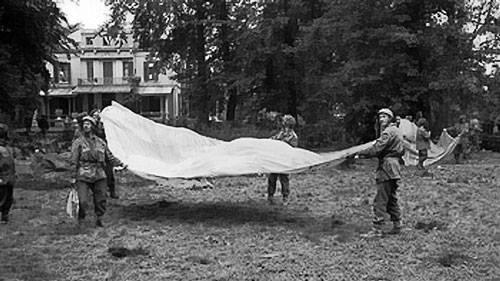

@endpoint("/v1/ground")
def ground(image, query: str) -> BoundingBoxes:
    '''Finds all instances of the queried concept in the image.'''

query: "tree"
[0,0,76,123]
[106,0,260,124]
[297,0,499,140]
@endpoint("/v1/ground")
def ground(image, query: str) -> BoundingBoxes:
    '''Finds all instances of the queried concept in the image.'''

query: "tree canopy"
[108,0,500,144]
[0,0,76,119]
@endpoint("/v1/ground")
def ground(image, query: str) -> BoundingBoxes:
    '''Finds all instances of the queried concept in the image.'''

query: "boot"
[386,221,402,235]
[361,224,383,238]
[267,196,276,205]
[95,217,104,227]
[282,196,290,206]
[109,186,119,199]
[1,213,8,224]
[109,190,119,199]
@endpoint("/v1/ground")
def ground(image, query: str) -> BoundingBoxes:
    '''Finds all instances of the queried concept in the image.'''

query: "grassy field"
[1,152,499,281]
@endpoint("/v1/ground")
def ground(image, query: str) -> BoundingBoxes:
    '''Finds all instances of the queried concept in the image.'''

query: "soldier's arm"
[358,131,391,158]
[105,146,124,167]
[286,134,298,147]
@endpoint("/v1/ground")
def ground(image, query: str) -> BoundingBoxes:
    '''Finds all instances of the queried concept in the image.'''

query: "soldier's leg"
[386,180,402,234]
[268,174,278,203]
[386,180,401,221]
[0,184,14,222]
[91,179,108,227]
[373,181,390,225]
[279,174,290,201]
[76,181,90,220]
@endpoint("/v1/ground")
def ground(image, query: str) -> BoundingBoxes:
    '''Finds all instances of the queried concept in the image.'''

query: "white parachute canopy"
[101,102,457,179]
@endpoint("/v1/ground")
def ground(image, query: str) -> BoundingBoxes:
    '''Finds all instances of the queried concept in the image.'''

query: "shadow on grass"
[16,177,69,191]
[116,200,368,242]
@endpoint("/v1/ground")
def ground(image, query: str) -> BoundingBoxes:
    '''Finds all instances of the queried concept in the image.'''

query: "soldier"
[0,124,15,224]
[357,108,405,237]
[469,112,482,153]
[268,114,298,205]
[444,115,470,164]
[90,109,119,199]
[416,118,431,170]
[71,116,126,227]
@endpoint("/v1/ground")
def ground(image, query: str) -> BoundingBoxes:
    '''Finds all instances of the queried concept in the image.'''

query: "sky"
[57,0,110,29]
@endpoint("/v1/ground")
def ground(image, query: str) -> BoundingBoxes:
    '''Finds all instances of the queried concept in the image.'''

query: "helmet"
[282,114,296,127]
[378,108,394,119]
[82,116,97,126]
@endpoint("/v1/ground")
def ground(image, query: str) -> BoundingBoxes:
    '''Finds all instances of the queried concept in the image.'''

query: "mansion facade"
[40,29,181,124]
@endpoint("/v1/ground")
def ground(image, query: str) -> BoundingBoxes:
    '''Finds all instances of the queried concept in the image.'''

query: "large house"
[40,29,181,124]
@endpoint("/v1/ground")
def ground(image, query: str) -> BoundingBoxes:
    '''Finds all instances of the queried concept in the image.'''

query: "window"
[85,37,93,45]
[56,63,71,84]
[103,35,111,46]
[86,61,94,82]
[122,60,133,78]
[143,62,159,82]
[103,61,113,84]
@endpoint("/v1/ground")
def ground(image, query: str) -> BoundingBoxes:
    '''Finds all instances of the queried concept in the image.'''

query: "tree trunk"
[194,3,209,124]
[226,89,238,121]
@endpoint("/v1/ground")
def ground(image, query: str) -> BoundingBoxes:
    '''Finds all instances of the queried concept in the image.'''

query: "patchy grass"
[0,151,499,280]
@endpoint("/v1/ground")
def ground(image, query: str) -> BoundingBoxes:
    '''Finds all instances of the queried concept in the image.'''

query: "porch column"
[161,95,166,122]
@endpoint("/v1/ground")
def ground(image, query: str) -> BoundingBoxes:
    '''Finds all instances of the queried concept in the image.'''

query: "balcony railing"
[78,77,137,86]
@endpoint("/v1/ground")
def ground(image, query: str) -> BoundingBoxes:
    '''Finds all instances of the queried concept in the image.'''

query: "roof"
[40,88,75,97]
[136,85,178,96]
[74,85,131,94]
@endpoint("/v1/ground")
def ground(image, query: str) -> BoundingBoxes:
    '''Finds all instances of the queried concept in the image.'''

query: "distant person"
[37,115,49,137]
[416,118,431,170]
[444,115,470,164]
[268,114,298,205]
[0,125,15,224]
[71,116,126,227]
[356,108,405,237]
[469,112,482,152]
[415,111,423,121]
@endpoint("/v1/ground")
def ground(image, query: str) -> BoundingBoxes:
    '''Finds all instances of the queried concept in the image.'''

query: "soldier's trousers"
[268,173,290,198]
[373,179,401,224]
[76,179,107,218]
[0,184,14,217]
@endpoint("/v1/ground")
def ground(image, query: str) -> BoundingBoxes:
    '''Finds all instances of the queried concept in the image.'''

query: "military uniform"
[359,120,405,231]
[416,124,431,170]
[0,145,15,223]
[469,118,482,152]
[71,133,122,223]
[268,127,298,202]
[446,120,470,163]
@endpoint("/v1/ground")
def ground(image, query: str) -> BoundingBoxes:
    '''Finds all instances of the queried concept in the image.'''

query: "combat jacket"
[271,128,298,147]
[71,134,122,182]
[359,123,405,183]
[0,145,15,185]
